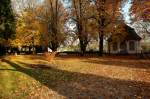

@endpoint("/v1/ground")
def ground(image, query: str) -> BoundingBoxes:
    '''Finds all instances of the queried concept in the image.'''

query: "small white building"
[108,25,142,54]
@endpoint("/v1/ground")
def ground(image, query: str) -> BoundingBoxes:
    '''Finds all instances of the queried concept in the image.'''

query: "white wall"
[109,40,141,54]
[126,40,141,54]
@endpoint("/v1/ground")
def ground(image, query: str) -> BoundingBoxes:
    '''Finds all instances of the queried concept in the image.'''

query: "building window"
[129,41,135,51]
[113,42,118,51]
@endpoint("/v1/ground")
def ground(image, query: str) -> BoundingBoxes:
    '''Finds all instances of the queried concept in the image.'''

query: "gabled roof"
[125,25,142,41]
[108,24,142,42]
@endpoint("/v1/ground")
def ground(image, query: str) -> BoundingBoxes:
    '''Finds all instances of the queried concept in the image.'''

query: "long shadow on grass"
[0,69,16,71]
[83,58,150,69]
[2,59,150,98]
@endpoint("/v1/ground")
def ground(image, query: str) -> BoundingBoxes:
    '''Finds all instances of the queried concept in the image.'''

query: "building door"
[120,42,127,54]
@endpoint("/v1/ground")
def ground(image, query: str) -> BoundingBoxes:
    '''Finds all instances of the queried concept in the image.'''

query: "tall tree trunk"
[99,32,104,56]
[98,18,104,56]
[44,37,49,52]
[51,44,58,52]
[0,44,6,56]
[79,39,87,56]
[108,41,111,55]
[98,0,105,56]
[49,41,59,52]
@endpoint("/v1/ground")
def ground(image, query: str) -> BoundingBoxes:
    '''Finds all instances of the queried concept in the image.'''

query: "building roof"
[125,25,142,41]
[108,24,142,42]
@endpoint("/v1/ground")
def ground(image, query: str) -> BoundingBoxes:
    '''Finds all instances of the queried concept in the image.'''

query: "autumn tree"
[36,0,68,52]
[12,13,41,51]
[70,0,97,55]
[131,0,150,22]
[0,0,16,55]
[89,0,122,55]
[11,0,41,54]
[130,0,150,35]
[12,0,68,52]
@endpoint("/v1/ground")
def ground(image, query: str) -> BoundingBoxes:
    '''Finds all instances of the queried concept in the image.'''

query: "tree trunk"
[50,41,59,52]
[98,19,104,56]
[99,32,104,56]
[29,46,31,54]
[97,0,106,56]
[51,47,58,52]
[0,44,6,56]
[108,42,111,55]
[44,46,48,53]
[80,40,87,56]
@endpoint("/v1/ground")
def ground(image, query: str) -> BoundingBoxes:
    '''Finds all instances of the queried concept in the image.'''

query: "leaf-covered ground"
[0,55,150,99]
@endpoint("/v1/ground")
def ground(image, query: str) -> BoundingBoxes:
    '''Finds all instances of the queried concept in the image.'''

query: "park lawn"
[0,55,150,99]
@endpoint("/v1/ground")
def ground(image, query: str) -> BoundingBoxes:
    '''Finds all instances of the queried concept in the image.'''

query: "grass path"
[0,55,150,99]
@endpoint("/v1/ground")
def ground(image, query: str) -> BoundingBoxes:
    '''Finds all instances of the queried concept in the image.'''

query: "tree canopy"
[0,0,149,55]
[0,0,16,43]
[0,0,16,55]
